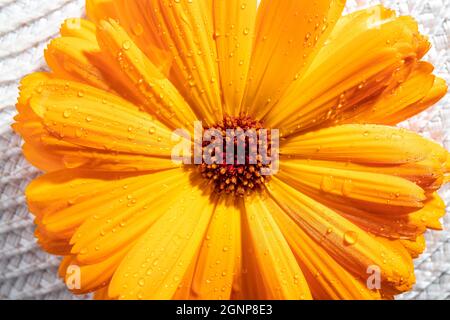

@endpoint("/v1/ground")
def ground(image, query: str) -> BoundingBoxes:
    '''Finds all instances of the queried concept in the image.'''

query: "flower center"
[198,115,272,196]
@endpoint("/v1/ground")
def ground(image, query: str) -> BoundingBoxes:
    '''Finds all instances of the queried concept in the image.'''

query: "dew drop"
[320,176,334,192]
[342,179,353,197]
[344,231,358,246]
[63,110,72,119]
[122,40,132,50]
[132,24,144,36]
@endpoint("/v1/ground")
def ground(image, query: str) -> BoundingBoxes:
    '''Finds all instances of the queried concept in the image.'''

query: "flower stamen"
[198,115,272,196]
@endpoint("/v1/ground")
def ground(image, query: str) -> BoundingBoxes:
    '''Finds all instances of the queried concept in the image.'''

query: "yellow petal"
[14,74,67,172]
[409,193,446,231]
[60,18,97,42]
[109,179,216,300]
[145,0,223,125]
[267,178,415,293]
[27,170,127,221]
[278,158,426,209]
[28,79,178,159]
[268,197,381,299]
[60,245,130,294]
[86,0,170,67]
[235,208,266,299]
[320,193,441,240]
[242,0,345,119]
[28,170,179,238]
[94,286,114,300]
[267,6,430,135]
[281,124,445,165]
[36,227,71,255]
[172,255,199,300]
[289,158,445,194]
[96,19,197,130]
[71,169,192,264]
[58,16,173,108]
[190,196,241,300]
[213,0,257,115]
[243,195,312,300]
[45,36,111,91]
[86,0,117,23]
[344,62,447,125]
[278,161,445,239]
[400,236,426,259]
[15,78,178,173]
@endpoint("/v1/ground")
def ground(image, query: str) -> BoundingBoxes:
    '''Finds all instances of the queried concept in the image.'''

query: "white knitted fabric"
[0,0,449,300]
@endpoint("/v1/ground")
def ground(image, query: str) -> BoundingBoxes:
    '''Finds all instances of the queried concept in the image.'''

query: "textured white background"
[0,0,449,300]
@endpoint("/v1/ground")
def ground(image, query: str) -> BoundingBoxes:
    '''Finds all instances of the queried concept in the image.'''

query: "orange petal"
[172,254,200,300]
[15,76,181,171]
[96,19,197,130]
[190,196,241,300]
[213,0,257,115]
[70,169,193,264]
[242,0,345,119]
[60,245,131,294]
[343,62,447,125]
[27,170,171,237]
[86,0,170,67]
[45,36,111,91]
[94,286,114,300]
[319,192,444,240]
[109,179,216,300]
[267,177,416,293]
[409,193,446,231]
[278,158,426,209]
[267,196,382,299]
[60,18,97,42]
[400,235,426,259]
[267,6,430,135]
[58,17,172,107]
[242,195,312,300]
[28,79,177,158]
[281,124,447,165]
[144,0,223,125]
[35,227,72,255]
[86,0,118,23]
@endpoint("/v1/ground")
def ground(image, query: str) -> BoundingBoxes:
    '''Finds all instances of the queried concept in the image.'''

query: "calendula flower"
[13,0,449,300]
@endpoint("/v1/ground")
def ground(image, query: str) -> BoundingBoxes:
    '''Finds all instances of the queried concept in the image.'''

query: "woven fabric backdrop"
[0,0,449,300]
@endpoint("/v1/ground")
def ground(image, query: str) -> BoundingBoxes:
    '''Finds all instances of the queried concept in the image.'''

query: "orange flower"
[14,0,449,300]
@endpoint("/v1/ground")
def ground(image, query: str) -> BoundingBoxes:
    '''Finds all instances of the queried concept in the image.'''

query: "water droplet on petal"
[344,231,358,246]
[122,40,132,50]
[321,176,334,192]
[342,179,353,197]
[63,110,72,119]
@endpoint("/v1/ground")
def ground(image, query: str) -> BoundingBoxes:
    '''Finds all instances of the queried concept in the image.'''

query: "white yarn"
[0,0,76,35]
[0,1,85,59]
[0,0,84,111]
[0,0,449,300]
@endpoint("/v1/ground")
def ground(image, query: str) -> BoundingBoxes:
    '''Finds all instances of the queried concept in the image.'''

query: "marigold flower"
[14,0,449,300]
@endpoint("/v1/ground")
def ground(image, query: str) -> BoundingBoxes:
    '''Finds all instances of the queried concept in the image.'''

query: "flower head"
[14,0,449,300]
